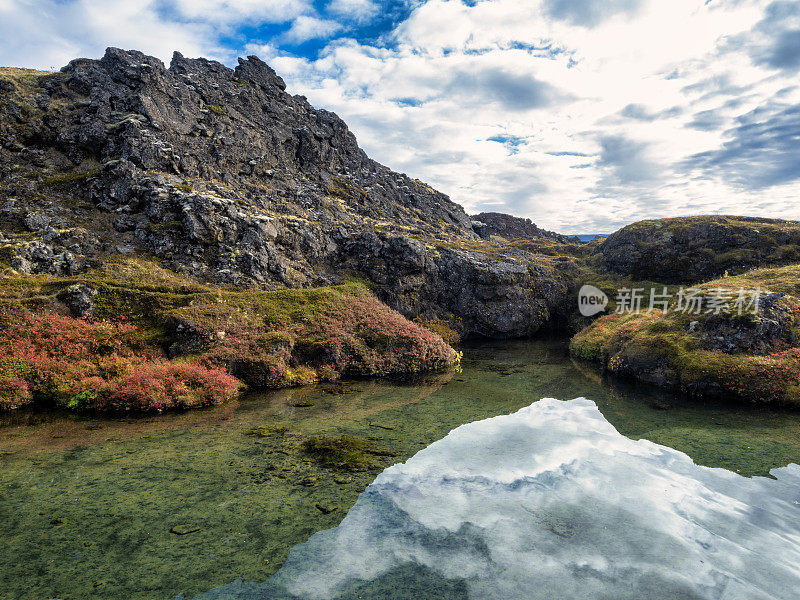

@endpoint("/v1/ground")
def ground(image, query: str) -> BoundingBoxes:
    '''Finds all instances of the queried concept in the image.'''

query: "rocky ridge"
[471,211,577,244]
[0,48,574,338]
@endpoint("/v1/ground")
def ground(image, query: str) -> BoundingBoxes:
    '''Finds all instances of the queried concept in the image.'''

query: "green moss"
[341,270,376,289]
[0,68,57,109]
[328,176,368,203]
[714,248,758,265]
[0,67,53,84]
[302,434,395,471]
[41,166,101,187]
[571,276,800,407]
[705,264,800,296]
[768,245,800,263]
[411,179,436,194]
[148,220,183,231]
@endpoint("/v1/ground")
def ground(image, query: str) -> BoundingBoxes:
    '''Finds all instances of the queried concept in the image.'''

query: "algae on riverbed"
[2,338,800,600]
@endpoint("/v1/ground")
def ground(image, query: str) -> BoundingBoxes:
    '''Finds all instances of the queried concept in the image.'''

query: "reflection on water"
[2,338,800,599]
[195,398,800,600]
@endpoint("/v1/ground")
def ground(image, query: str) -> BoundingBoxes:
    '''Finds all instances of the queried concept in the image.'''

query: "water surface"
[2,338,800,599]
[198,398,800,600]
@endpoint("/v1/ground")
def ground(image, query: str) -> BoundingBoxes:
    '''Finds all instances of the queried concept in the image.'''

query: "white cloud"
[260,0,800,233]
[171,0,311,25]
[0,0,314,70]
[326,0,379,23]
[282,15,344,44]
[0,0,217,69]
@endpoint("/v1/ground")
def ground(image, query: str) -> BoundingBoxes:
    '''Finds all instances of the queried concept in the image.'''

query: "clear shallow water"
[195,398,800,600]
[3,338,800,599]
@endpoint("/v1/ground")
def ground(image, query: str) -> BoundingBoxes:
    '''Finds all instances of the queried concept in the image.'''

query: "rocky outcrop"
[337,231,572,336]
[471,211,577,244]
[569,276,800,406]
[0,49,574,338]
[57,283,98,318]
[692,292,796,356]
[600,216,800,283]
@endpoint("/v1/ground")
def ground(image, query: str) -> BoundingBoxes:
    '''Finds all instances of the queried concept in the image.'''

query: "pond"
[2,338,800,599]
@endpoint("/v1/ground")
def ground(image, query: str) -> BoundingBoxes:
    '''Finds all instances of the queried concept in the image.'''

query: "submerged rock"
[314,502,340,515]
[169,525,202,535]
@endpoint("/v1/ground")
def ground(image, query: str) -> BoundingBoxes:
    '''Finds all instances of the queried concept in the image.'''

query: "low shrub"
[168,283,458,388]
[0,305,241,412]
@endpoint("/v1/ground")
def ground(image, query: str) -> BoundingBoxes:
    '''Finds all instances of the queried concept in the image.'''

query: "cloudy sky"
[1,0,799,233]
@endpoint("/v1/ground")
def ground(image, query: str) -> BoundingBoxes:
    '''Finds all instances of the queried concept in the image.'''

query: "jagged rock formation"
[600,216,800,283]
[0,48,576,337]
[471,211,577,244]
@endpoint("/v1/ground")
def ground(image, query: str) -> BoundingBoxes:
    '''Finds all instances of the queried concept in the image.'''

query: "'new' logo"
[578,285,608,317]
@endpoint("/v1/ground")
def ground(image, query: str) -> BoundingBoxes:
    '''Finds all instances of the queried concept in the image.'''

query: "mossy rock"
[571,269,800,406]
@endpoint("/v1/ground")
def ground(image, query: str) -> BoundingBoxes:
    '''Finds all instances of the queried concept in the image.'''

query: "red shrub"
[0,305,241,412]
[0,376,32,410]
[300,291,456,377]
[88,362,241,412]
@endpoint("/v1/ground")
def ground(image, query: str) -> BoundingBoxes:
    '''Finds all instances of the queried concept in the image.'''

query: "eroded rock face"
[600,216,800,283]
[337,231,571,336]
[0,48,574,338]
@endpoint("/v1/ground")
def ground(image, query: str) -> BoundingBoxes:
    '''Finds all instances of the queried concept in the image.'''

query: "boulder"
[58,284,98,318]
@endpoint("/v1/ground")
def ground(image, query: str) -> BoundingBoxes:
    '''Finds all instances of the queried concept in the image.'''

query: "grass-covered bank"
[0,257,458,413]
[570,265,800,406]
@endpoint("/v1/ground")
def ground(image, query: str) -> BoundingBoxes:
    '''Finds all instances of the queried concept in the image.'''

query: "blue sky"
[1,0,799,233]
